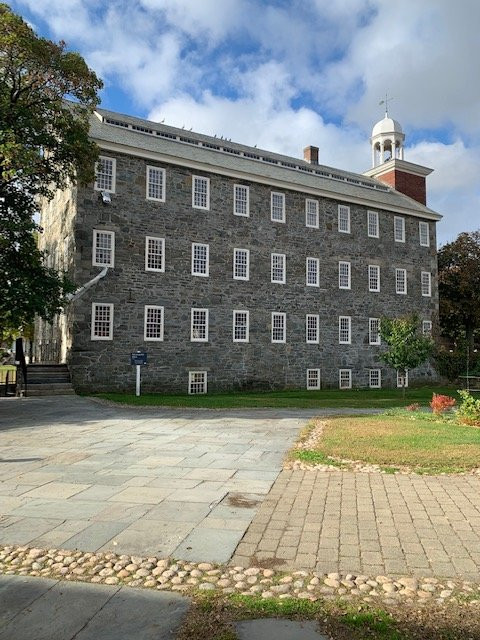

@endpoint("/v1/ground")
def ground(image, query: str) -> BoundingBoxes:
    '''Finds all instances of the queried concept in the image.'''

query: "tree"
[380,314,434,397]
[0,4,102,340]
[438,230,480,350]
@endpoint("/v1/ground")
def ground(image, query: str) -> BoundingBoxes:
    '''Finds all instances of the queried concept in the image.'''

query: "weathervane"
[379,93,394,117]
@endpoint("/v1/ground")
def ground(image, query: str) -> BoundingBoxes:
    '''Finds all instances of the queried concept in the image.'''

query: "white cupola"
[370,112,405,167]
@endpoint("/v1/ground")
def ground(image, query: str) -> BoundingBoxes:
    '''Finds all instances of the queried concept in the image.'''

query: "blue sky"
[10,0,480,244]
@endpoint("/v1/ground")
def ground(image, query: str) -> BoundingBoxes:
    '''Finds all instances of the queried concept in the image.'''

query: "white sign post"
[130,351,147,397]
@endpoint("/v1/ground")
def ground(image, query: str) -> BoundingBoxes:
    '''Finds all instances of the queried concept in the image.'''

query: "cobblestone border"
[1,545,479,608]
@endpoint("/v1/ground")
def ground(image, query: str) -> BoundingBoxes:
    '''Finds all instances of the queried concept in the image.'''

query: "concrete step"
[27,385,75,397]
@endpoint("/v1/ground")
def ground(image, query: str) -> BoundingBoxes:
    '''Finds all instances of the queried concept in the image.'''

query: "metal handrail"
[15,338,27,397]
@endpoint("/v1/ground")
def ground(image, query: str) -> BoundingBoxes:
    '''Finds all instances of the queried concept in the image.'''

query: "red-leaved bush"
[430,393,456,414]
[406,403,420,411]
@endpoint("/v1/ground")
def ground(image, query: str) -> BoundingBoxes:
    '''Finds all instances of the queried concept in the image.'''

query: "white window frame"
[421,271,432,297]
[305,199,319,228]
[369,369,381,389]
[339,316,351,344]
[191,242,209,277]
[192,175,210,210]
[367,210,379,238]
[397,370,409,388]
[338,261,351,290]
[191,308,209,342]
[92,230,115,268]
[306,257,319,287]
[233,310,249,343]
[419,221,430,247]
[394,216,406,243]
[369,317,381,345]
[271,312,286,343]
[144,305,164,342]
[188,371,207,395]
[271,192,286,223]
[339,369,352,390]
[306,314,320,344]
[91,303,113,341]
[146,165,166,202]
[395,268,407,295]
[306,368,321,390]
[368,264,380,292]
[233,248,250,281]
[94,156,116,193]
[145,236,165,272]
[271,253,286,284]
[234,184,249,217]
[338,204,350,234]
[423,320,433,336]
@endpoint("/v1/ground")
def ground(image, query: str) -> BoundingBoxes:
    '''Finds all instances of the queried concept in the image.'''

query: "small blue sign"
[130,352,147,366]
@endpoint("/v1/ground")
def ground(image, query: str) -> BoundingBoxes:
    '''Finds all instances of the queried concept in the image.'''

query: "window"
[233,310,249,342]
[234,185,249,217]
[338,261,351,289]
[397,370,409,388]
[394,216,405,242]
[271,192,285,223]
[191,308,208,342]
[306,257,319,287]
[338,205,350,233]
[339,316,351,344]
[192,243,209,277]
[306,199,319,228]
[92,230,114,267]
[395,268,407,294]
[369,369,381,389]
[233,248,249,281]
[369,318,381,345]
[307,369,321,390]
[189,371,207,394]
[91,303,113,340]
[306,314,319,344]
[367,210,379,238]
[192,175,210,209]
[423,320,433,336]
[144,305,164,341]
[94,156,116,193]
[271,312,286,343]
[145,236,165,272]
[146,166,166,202]
[339,369,352,389]
[271,253,286,283]
[421,271,432,297]
[368,265,380,292]
[419,221,430,247]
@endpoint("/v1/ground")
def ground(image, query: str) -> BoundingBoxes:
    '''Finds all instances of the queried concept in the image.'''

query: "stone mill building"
[35,107,441,394]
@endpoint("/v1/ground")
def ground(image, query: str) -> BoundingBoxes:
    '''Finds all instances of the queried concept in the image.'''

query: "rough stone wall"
[69,151,438,393]
[34,185,77,363]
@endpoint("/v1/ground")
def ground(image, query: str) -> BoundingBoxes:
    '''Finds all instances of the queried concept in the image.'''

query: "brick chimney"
[303,145,319,165]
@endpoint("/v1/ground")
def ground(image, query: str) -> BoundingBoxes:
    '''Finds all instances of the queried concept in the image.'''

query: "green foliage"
[0,4,102,337]
[438,230,480,348]
[379,314,434,383]
[456,390,480,426]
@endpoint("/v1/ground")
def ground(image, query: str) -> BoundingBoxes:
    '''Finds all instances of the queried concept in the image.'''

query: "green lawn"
[94,386,458,409]
[291,410,480,474]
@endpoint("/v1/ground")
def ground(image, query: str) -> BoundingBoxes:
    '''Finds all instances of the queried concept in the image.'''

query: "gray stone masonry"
[42,150,438,393]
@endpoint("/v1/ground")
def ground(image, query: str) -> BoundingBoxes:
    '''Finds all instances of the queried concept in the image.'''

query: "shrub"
[406,403,420,411]
[430,393,456,414]
[456,390,480,426]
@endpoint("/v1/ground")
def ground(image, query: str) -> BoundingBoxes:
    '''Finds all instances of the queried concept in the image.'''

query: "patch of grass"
[93,386,459,409]
[342,609,404,639]
[292,411,480,474]
[294,449,348,468]
[228,594,325,617]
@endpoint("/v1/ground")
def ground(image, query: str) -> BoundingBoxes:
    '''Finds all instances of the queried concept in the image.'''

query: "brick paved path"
[232,470,480,580]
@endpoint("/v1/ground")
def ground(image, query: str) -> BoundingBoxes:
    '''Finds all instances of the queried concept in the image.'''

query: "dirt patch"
[248,556,287,570]
[227,494,261,509]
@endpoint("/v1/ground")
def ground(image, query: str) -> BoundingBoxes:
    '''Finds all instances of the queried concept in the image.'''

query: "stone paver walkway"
[0,397,319,563]
[232,469,480,580]
[0,574,189,640]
